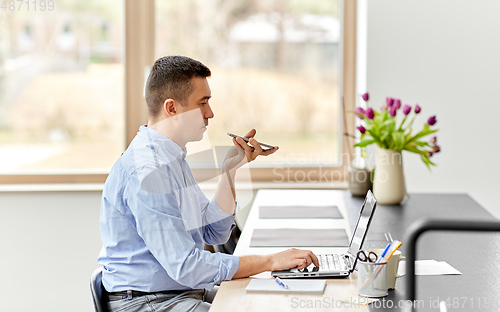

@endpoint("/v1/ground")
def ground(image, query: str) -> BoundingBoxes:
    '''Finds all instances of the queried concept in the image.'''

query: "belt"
[108,289,188,302]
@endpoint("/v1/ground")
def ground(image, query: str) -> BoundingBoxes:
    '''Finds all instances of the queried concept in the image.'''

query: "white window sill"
[0,181,348,192]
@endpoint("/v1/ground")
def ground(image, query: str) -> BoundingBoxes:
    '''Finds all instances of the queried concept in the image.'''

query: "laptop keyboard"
[300,254,348,273]
[317,254,344,272]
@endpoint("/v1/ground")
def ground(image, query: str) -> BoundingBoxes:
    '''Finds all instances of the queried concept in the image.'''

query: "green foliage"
[354,103,439,169]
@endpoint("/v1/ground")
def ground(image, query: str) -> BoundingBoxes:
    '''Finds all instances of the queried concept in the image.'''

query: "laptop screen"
[347,190,377,256]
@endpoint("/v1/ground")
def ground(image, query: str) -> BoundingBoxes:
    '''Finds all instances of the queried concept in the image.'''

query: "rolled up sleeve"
[201,197,237,246]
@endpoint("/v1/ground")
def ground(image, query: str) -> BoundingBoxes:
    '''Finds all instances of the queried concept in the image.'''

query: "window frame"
[0,0,356,185]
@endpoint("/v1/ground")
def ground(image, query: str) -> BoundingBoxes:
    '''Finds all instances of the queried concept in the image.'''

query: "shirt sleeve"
[196,186,237,246]
[124,166,240,290]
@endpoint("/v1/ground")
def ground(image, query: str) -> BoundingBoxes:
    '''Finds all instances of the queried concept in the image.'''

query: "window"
[0,1,124,173]
[156,0,342,172]
[0,0,356,185]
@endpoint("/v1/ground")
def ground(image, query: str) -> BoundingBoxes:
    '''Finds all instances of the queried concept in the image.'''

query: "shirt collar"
[139,125,187,160]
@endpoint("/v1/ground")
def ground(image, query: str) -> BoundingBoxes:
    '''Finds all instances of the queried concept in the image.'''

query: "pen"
[275,277,288,289]
[227,132,275,149]
[380,241,402,263]
[376,243,391,263]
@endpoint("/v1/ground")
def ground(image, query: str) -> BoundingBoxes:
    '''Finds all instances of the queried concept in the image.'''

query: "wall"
[0,191,102,312]
[364,0,500,217]
[0,188,256,312]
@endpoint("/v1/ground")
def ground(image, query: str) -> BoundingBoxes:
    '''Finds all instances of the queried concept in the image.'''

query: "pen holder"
[369,249,406,290]
[357,261,388,298]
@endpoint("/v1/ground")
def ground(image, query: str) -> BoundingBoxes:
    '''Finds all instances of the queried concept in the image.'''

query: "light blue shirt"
[98,125,240,292]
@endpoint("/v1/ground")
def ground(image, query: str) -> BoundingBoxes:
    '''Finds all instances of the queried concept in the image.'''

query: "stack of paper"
[398,260,462,276]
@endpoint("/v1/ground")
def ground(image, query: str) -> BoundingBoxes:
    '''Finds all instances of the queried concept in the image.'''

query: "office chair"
[404,218,500,311]
[213,226,241,254]
[90,267,110,312]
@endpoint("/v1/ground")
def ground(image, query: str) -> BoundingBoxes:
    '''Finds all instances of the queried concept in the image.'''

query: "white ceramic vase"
[373,149,406,205]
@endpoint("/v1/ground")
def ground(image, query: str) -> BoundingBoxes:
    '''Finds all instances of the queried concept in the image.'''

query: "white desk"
[211,189,368,312]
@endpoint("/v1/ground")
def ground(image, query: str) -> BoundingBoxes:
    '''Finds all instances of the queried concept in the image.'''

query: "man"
[98,55,319,312]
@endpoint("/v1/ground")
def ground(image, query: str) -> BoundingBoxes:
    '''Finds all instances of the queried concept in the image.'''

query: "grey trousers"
[107,287,218,312]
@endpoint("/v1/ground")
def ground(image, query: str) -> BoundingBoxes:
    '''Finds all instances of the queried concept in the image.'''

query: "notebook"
[272,190,377,278]
[259,205,343,219]
[245,279,327,294]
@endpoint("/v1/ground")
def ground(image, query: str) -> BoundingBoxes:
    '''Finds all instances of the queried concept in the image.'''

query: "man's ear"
[163,99,177,118]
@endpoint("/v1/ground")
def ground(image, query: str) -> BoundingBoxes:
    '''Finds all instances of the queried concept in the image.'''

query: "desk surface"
[211,190,500,312]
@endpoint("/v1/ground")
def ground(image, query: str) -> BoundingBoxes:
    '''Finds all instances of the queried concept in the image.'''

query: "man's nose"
[205,104,214,119]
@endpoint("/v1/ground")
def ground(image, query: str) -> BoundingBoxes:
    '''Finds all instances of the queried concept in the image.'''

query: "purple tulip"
[362,92,369,102]
[366,108,375,119]
[428,115,437,126]
[414,105,421,114]
[357,125,366,134]
[402,104,412,115]
[430,136,437,144]
[390,105,397,117]
[428,151,434,157]
[355,107,366,115]
[355,107,366,119]
[394,99,401,109]
[386,97,394,108]
[433,145,441,153]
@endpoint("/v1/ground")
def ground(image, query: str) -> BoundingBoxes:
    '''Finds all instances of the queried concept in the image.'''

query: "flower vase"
[373,149,406,205]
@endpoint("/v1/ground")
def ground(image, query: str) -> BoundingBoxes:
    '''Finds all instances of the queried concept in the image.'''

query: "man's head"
[145,55,212,118]
[145,56,214,146]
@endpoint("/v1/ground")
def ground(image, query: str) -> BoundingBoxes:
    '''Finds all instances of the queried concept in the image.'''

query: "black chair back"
[90,267,110,312]
[404,219,500,311]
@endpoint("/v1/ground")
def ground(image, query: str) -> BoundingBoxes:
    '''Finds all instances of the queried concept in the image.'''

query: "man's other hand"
[223,129,278,173]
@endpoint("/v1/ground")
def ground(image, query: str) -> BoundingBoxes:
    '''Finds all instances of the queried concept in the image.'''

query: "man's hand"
[222,129,278,174]
[269,248,320,271]
[232,248,319,279]
[215,129,278,215]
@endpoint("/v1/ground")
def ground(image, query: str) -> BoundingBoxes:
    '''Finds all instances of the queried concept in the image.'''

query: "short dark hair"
[145,56,211,117]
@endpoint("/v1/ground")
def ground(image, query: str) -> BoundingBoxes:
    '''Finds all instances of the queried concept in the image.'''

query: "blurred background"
[0,0,125,171]
[0,0,341,171]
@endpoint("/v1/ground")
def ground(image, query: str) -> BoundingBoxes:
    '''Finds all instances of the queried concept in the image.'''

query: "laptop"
[271,190,377,278]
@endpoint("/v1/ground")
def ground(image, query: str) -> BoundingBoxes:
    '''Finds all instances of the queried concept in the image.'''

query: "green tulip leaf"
[416,142,431,147]
[381,119,394,127]
[420,154,436,171]
[392,131,405,150]
[365,129,381,142]
[406,128,438,146]
[354,139,377,148]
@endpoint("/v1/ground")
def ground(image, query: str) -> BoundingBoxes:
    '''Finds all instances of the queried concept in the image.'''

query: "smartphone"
[227,132,275,149]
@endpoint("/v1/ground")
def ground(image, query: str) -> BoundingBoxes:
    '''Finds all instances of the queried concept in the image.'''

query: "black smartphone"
[227,132,275,149]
